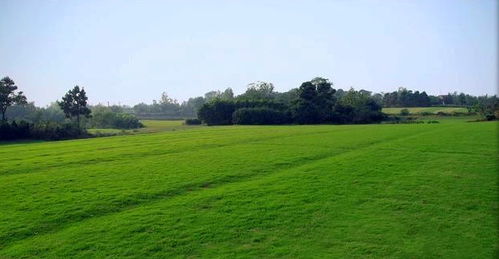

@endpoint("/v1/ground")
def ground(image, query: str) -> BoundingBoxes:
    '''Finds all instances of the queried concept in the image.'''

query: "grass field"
[382,106,468,114]
[0,119,497,257]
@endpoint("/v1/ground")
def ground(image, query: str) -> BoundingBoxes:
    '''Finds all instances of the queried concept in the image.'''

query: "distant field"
[0,119,497,257]
[88,120,200,135]
[383,106,468,114]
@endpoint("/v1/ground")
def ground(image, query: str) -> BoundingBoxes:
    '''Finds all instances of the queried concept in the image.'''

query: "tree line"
[381,87,487,107]
[197,78,386,125]
[2,75,498,140]
[1,77,143,140]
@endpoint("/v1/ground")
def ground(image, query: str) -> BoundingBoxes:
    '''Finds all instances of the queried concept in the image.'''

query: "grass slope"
[0,120,497,257]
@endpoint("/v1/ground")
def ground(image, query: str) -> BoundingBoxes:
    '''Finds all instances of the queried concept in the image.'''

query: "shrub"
[197,100,236,125]
[418,111,433,116]
[31,122,86,140]
[427,120,440,124]
[232,108,290,125]
[90,108,143,129]
[0,121,31,140]
[185,118,202,125]
[436,111,450,116]
[451,112,468,116]
[400,108,410,116]
[0,121,87,141]
[113,113,143,129]
[485,114,496,121]
[332,100,384,124]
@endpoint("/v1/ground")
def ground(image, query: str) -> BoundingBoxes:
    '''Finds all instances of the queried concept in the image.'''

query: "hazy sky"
[0,0,497,106]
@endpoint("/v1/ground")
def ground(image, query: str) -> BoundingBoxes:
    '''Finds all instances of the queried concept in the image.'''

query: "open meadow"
[0,118,497,257]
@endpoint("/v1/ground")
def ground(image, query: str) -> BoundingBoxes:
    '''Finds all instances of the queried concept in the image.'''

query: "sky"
[0,0,497,106]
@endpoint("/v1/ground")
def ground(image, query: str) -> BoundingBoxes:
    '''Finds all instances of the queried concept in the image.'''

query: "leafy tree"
[197,99,236,125]
[0,77,27,121]
[239,81,275,100]
[204,90,222,102]
[333,88,384,124]
[275,88,299,107]
[220,88,235,100]
[293,81,320,124]
[473,95,498,120]
[58,86,91,128]
[232,107,290,125]
[160,91,178,105]
[313,77,336,122]
[382,87,431,107]
[89,105,143,129]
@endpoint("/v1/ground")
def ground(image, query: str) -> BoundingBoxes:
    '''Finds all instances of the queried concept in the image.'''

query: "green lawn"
[383,106,468,115]
[0,120,497,257]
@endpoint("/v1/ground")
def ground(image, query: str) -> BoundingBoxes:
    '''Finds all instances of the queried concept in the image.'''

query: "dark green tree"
[293,81,320,124]
[197,99,236,125]
[239,81,275,100]
[0,77,27,121]
[312,77,336,122]
[58,85,91,128]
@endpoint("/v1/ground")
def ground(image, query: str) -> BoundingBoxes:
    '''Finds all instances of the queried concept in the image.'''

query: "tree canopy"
[58,86,91,128]
[0,77,27,121]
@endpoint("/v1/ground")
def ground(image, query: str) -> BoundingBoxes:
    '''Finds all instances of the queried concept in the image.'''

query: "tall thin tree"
[58,85,91,128]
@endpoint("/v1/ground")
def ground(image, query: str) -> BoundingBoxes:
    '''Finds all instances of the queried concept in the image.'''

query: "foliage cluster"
[90,105,143,129]
[198,78,384,125]
[184,118,202,125]
[0,120,86,140]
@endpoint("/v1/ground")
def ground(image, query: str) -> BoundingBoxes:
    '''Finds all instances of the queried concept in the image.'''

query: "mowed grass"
[383,106,468,114]
[0,120,497,257]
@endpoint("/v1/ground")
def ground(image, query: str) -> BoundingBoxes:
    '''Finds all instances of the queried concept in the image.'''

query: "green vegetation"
[0,119,497,257]
[90,105,143,129]
[0,76,27,121]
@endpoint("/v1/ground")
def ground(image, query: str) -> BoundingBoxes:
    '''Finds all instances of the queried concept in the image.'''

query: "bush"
[451,112,468,116]
[0,121,87,141]
[418,111,433,116]
[0,121,31,140]
[90,108,143,129]
[332,100,384,124]
[485,114,496,121]
[399,108,410,116]
[184,118,202,125]
[383,116,424,124]
[113,113,143,129]
[232,108,290,125]
[197,100,236,125]
[436,111,450,116]
[427,120,440,124]
[31,122,86,140]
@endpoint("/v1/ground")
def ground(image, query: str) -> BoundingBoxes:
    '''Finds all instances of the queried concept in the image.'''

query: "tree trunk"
[1,109,5,122]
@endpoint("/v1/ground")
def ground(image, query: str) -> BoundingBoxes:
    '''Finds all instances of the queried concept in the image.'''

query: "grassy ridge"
[383,106,468,114]
[88,120,198,135]
[0,120,497,257]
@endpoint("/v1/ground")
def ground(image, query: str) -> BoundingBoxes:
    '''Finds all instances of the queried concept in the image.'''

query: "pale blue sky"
[0,0,497,106]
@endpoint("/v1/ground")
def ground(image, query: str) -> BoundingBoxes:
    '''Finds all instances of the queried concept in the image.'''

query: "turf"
[382,106,468,114]
[0,120,497,257]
